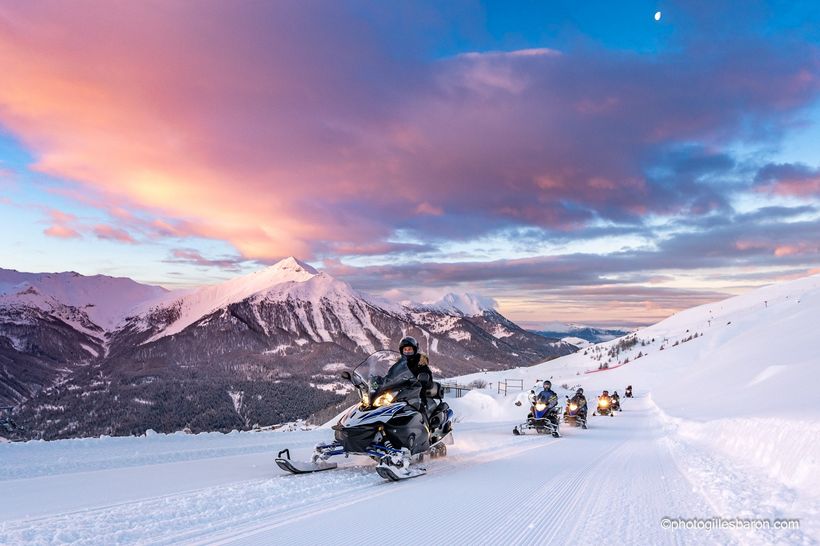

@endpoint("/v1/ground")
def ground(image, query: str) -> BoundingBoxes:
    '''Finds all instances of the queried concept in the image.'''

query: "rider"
[397,336,433,388]
[596,390,612,414]
[569,387,588,429]
[537,380,560,435]
[625,385,633,398]
[395,336,438,418]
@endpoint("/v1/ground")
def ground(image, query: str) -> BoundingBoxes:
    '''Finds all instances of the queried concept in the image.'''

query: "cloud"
[164,248,245,271]
[44,224,81,239]
[0,2,817,264]
[42,208,82,239]
[92,224,136,244]
[321,241,436,257]
[755,162,820,197]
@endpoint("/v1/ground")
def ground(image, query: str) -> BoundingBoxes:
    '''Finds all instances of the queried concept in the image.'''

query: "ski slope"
[1,274,818,544]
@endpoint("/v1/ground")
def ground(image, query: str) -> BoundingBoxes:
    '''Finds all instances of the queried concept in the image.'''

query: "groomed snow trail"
[4,394,811,545]
[208,395,735,546]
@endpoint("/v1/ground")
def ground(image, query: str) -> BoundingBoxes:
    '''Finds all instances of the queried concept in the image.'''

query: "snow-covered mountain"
[415,292,497,316]
[0,268,168,330]
[530,323,630,345]
[0,258,575,438]
[0,269,167,406]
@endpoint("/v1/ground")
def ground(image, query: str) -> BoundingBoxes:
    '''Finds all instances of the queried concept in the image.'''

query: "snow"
[422,292,497,316]
[1,273,818,544]
[80,343,99,357]
[447,329,471,342]
[263,344,292,355]
[490,324,514,338]
[139,257,321,339]
[561,335,590,348]
[228,390,243,414]
[0,268,167,331]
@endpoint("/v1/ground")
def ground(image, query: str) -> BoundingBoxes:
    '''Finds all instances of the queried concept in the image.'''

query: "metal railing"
[497,378,524,396]
[441,383,472,398]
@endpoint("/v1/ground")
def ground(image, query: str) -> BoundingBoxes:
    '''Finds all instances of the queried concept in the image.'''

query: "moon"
[654,11,662,21]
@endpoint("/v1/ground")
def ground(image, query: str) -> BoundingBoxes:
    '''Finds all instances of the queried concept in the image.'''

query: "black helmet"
[613,391,618,395]
[399,336,419,356]
[576,388,584,395]
[603,390,609,395]
[543,380,551,389]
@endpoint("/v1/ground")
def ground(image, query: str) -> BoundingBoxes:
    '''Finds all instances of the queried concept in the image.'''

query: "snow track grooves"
[3,398,813,545]
[191,428,552,545]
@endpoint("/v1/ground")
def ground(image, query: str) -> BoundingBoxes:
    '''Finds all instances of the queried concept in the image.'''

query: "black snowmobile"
[625,385,633,398]
[593,394,614,417]
[562,396,587,429]
[513,392,561,437]
[276,350,454,481]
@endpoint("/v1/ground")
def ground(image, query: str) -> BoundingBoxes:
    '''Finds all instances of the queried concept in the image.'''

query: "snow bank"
[662,411,820,498]
[448,390,527,422]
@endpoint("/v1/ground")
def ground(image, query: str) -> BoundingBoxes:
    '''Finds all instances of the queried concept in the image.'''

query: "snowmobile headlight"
[373,391,396,407]
[360,392,370,407]
[599,399,609,407]
[569,403,578,411]
[535,402,547,411]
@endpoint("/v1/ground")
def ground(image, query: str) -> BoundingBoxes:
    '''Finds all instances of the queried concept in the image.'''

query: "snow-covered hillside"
[2,258,575,436]
[0,273,817,544]
[0,268,167,331]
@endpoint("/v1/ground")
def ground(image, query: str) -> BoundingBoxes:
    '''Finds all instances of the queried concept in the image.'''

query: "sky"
[1,0,819,327]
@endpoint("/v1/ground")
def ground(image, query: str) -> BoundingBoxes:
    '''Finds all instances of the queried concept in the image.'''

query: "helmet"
[613,391,618,395]
[399,336,419,356]
[576,388,584,395]
[602,390,609,395]
[543,380,551,390]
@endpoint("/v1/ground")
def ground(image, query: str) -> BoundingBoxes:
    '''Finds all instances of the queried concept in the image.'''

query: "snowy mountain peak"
[267,256,319,276]
[425,292,497,316]
[237,257,319,291]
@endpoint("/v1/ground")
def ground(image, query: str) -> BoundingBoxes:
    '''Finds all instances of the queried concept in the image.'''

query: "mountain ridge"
[0,258,576,439]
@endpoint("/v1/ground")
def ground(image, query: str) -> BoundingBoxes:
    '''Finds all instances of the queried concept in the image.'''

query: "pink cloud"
[42,208,81,239]
[755,163,820,197]
[416,202,443,216]
[768,178,820,197]
[93,224,136,244]
[44,224,81,239]
[774,243,818,257]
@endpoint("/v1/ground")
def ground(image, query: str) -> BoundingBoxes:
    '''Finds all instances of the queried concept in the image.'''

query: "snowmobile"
[625,385,633,398]
[610,395,622,412]
[593,395,614,417]
[513,397,560,437]
[562,396,587,429]
[276,350,454,482]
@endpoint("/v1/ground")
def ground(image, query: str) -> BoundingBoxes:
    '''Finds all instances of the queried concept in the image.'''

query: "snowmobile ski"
[276,449,338,474]
[376,463,427,481]
[275,458,338,474]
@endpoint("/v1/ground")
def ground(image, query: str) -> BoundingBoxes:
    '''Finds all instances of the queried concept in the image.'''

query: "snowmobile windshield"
[351,350,416,395]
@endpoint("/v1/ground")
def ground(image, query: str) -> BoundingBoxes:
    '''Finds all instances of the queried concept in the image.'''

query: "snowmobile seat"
[426,381,444,399]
